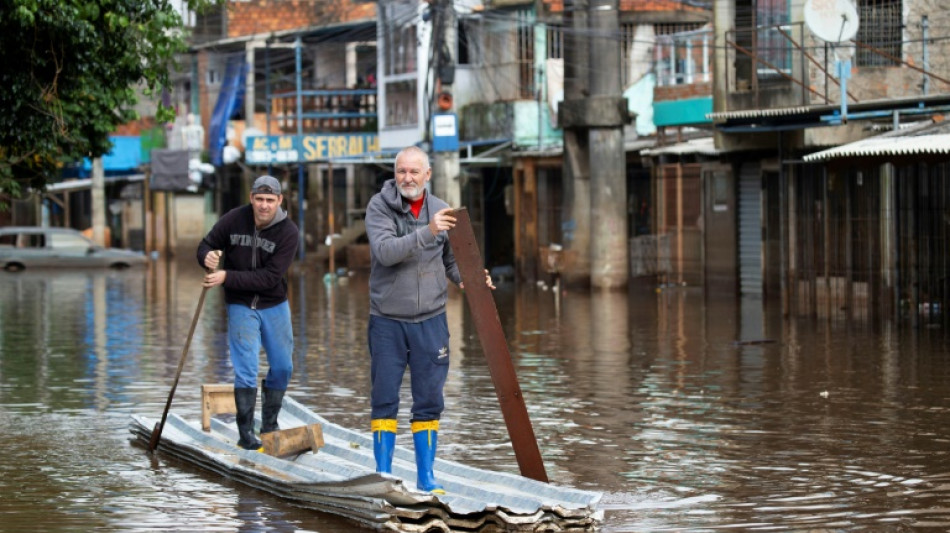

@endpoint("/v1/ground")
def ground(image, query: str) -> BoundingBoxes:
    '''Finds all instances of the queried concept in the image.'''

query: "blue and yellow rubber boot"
[371,419,397,474]
[411,420,445,494]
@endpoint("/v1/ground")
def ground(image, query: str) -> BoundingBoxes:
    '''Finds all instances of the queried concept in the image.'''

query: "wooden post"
[448,207,548,483]
[261,424,324,457]
[328,162,335,273]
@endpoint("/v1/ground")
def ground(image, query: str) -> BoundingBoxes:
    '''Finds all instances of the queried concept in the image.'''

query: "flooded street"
[3,256,950,532]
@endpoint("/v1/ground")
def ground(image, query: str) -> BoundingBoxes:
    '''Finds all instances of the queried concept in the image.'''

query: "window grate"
[856,0,902,67]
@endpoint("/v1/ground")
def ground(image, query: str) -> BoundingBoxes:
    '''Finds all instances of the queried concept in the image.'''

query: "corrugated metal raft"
[129,397,602,532]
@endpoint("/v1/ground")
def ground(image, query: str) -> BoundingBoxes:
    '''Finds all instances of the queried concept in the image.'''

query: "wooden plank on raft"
[447,207,549,483]
[261,424,325,457]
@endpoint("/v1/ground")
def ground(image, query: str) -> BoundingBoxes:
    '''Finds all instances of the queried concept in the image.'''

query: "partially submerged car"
[0,226,149,271]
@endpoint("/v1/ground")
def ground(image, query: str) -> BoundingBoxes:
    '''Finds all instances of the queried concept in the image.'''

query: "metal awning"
[641,136,718,156]
[804,119,950,162]
[708,94,950,133]
[46,174,146,193]
[327,139,513,166]
[804,134,950,162]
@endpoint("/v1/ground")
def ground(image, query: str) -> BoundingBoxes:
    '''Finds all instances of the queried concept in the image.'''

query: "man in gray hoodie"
[365,146,482,494]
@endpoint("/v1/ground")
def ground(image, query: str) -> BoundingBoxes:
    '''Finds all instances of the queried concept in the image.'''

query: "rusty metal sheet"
[447,207,548,483]
[129,396,601,532]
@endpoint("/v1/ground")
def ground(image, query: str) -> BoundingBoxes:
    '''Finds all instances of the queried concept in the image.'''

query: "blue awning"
[81,136,142,173]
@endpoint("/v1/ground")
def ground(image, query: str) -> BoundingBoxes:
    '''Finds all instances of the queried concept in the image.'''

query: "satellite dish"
[803,0,860,43]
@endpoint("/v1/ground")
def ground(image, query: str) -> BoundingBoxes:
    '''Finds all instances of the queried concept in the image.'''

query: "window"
[755,0,791,79]
[50,232,92,252]
[10,232,45,248]
[653,25,713,87]
[547,23,563,60]
[459,18,482,66]
[517,9,535,100]
[385,80,417,127]
[384,2,418,76]
[856,0,902,67]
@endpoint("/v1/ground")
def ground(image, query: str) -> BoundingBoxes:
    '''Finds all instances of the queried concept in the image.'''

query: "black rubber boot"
[261,384,285,435]
[234,387,262,450]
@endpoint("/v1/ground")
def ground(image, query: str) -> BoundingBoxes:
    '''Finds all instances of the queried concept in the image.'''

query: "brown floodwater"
[2,255,950,532]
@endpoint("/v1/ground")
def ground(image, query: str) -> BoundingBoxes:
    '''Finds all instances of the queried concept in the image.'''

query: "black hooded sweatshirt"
[197,203,298,310]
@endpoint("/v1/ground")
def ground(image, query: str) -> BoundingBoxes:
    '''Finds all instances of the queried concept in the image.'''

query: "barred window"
[856,0,902,67]
[547,23,563,60]
[517,9,535,99]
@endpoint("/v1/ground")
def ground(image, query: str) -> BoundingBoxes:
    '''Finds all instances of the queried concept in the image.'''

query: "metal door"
[738,163,763,296]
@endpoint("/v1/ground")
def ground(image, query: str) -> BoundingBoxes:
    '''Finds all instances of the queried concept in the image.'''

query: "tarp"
[150,149,191,191]
[81,136,142,173]
[209,58,247,166]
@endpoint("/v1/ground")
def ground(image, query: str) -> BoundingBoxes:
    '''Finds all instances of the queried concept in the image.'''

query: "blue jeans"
[228,301,293,390]
[368,313,450,421]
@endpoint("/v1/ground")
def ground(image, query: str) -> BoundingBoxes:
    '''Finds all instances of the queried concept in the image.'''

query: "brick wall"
[543,0,706,13]
[654,82,712,101]
[227,0,375,38]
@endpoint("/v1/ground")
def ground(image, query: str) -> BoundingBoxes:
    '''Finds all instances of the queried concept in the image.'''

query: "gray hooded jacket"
[365,179,461,322]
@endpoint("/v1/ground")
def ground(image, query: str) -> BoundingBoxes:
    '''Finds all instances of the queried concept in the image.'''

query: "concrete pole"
[432,0,461,208]
[91,157,107,246]
[295,37,305,260]
[588,0,627,289]
[245,41,259,129]
[560,0,591,287]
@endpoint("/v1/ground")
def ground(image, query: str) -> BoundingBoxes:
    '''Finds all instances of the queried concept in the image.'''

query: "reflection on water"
[3,257,950,531]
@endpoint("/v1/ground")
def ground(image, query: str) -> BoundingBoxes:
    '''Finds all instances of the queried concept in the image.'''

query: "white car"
[0,226,149,271]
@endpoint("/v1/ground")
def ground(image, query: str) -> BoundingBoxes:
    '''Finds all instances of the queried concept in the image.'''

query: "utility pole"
[588,0,627,289]
[91,157,107,246]
[431,0,461,208]
[559,0,592,288]
[558,0,629,289]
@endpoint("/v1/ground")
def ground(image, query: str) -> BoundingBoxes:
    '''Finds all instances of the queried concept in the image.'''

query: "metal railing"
[269,89,378,134]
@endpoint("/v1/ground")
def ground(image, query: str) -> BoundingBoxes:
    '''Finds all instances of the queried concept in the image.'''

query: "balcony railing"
[724,22,813,107]
[269,89,378,134]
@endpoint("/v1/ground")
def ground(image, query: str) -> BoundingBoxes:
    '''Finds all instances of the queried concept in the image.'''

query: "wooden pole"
[148,250,220,452]
[447,208,548,482]
[328,162,335,274]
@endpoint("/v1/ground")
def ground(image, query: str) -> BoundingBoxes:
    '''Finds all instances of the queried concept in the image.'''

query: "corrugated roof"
[641,136,718,156]
[708,95,950,125]
[804,119,950,162]
[707,105,814,121]
[129,396,603,532]
[804,134,950,161]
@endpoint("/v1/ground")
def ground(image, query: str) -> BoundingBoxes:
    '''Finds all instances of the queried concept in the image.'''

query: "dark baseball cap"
[251,175,281,196]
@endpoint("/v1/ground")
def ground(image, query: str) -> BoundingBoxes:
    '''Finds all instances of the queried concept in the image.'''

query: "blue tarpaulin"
[81,136,142,173]
[209,58,247,166]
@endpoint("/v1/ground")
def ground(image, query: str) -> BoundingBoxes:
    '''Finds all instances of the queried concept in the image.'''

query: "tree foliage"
[0,0,219,208]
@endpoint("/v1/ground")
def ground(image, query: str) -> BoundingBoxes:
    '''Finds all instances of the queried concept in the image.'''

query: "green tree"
[0,0,219,209]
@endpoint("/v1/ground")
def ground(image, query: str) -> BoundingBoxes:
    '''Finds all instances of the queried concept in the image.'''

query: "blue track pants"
[368,313,450,421]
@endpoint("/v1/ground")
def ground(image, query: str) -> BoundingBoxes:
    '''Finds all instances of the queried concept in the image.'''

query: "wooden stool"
[201,383,236,431]
[201,383,324,456]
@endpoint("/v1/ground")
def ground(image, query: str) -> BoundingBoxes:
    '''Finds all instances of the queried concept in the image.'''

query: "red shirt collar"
[408,192,426,218]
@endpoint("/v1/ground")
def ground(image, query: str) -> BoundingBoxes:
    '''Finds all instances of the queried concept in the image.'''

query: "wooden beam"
[448,208,548,483]
[261,424,324,457]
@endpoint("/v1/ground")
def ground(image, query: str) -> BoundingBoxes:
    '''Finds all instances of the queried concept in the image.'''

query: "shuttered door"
[738,163,763,296]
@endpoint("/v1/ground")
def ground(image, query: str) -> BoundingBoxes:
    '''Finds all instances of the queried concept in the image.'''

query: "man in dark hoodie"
[197,175,299,451]
[365,146,493,493]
